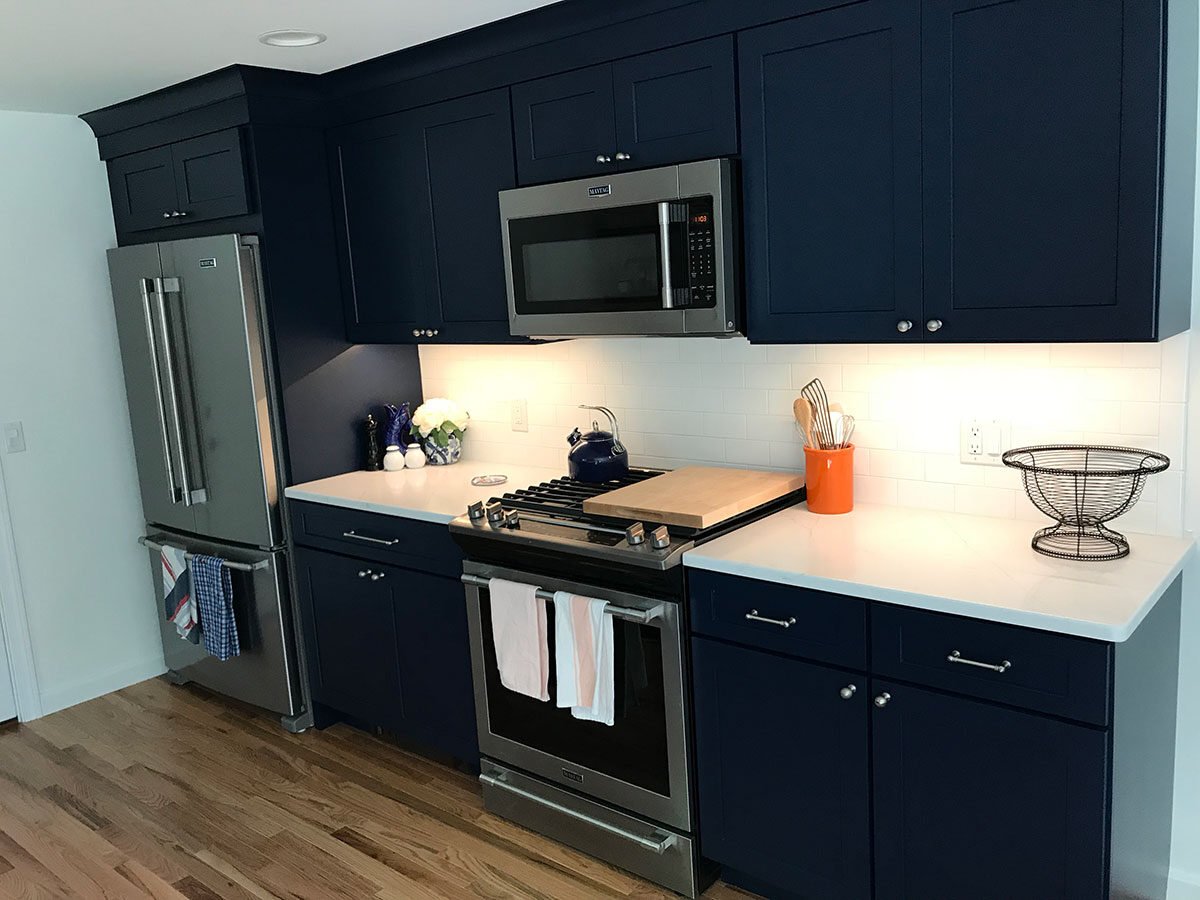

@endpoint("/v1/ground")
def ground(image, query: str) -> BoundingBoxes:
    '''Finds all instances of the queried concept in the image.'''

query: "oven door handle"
[460,574,661,624]
[479,772,677,854]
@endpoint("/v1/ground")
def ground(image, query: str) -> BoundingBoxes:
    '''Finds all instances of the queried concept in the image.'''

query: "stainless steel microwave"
[499,159,738,338]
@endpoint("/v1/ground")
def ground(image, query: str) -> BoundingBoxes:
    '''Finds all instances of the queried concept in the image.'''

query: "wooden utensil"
[792,397,814,447]
[581,466,805,529]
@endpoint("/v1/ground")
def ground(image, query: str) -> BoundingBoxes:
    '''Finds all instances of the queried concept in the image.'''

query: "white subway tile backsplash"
[422,336,1187,537]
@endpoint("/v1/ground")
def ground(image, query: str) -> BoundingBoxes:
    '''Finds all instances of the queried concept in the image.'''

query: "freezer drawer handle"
[137,536,269,572]
[947,650,1012,674]
[341,530,400,547]
[139,278,181,504]
[479,771,677,854]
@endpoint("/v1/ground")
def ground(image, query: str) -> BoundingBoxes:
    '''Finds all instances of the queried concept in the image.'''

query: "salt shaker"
[404,443,427,469]
[382,445,405,471]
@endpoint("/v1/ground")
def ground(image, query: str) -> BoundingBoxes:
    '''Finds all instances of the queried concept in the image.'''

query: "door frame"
[0,452,43,721]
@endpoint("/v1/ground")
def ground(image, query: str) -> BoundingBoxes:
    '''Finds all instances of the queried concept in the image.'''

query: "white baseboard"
[37,655,166,717]
[1170,870,1200,900]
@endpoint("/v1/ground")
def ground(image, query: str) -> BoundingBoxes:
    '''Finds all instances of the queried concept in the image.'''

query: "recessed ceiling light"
[258,30,327,48]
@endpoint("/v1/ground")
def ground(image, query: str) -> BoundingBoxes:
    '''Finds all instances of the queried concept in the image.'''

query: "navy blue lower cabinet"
[293,547,405,730]
[870,680,1109,900]
[292,544,478,765]
[691,637,871,899]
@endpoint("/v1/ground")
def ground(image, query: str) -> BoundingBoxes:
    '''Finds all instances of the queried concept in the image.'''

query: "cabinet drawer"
[872,604,1112,726]
[288,500,461,578]
[688,570,866,669]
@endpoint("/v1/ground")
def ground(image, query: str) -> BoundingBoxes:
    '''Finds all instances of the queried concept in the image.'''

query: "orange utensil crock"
[804,444,854,514]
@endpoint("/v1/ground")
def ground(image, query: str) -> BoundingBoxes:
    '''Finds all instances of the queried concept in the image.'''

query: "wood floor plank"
[0,678,752,899]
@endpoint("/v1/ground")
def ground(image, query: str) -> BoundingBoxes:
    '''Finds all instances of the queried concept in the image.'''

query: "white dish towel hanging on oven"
[553,591,614,726]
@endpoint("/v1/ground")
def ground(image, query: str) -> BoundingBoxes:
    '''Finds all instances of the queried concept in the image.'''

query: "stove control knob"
[650,526,670,550]
[504,510,520,528]
[468,501,485,522]
[625,522,646,546]
[486,502,505,524]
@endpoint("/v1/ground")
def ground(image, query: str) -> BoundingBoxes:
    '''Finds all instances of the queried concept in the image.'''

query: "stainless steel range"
[450,470,803,897]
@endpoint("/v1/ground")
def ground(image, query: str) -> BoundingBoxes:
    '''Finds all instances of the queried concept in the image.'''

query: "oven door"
[500,159,736,338]
[462,561,691,832]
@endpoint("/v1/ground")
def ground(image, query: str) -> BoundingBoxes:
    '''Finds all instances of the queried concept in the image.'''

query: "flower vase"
[424,432,463,465]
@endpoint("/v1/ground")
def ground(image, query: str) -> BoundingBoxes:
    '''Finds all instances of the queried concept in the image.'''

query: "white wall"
[0,110,164,714]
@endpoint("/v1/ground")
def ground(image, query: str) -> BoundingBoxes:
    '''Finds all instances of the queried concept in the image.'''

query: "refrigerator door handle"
[139,278,181,504]
[154,277,207,506]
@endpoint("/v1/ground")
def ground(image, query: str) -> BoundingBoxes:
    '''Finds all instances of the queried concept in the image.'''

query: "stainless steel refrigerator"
[107,234,307,730]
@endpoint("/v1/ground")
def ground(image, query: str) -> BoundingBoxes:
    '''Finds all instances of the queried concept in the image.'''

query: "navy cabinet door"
[872,681,1108,900]
[740,1,923,344]
[293,548,404,729]
[404,90,518,343]
[107,145,178,232]
[170,129,250,223]
[612,37,738,171]
[922,0,1163,342]
[512,64,617,185]
[394,570,478,764]
[329,113,427,340]
[692,638,871,899]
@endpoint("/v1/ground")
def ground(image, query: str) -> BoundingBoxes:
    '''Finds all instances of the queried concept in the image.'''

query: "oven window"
[480,595,670,796]
[509,205,664,315]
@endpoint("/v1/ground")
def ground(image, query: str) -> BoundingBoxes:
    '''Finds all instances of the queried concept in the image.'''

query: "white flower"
[413,398,470,434]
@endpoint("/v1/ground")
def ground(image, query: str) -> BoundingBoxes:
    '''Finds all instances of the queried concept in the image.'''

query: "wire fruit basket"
[1002,445,1170,561]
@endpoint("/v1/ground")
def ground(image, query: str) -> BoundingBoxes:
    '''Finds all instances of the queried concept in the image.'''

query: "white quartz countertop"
[284,463,566,525]
[683,503,1194,642]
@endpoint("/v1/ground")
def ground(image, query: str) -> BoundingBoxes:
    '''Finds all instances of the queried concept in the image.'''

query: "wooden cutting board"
[582,466,805,529]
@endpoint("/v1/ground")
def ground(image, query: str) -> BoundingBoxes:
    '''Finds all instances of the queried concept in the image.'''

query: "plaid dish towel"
[191,555,240,661]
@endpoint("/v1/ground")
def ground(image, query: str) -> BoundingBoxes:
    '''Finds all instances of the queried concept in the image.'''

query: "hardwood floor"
[0,679,753,899]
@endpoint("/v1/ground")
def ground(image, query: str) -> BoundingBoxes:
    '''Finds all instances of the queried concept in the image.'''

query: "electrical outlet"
[3,421,26,454]
[510,399,528,433]
[960,418,1010,466]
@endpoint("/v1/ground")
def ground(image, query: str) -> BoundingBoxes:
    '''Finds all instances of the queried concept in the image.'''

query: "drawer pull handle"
[947,650,1011,674]
[745,609,796,629]
[342,530,399,547]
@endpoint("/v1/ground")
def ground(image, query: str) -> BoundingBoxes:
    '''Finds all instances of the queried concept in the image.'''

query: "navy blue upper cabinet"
[611,37,739,171]
[512,65,617,185]
[922,0,1165,343]
[512,37,738,185]
[692,637,871,899]
[740,1,924,344]
[871,680,1109,899]
[330,89,517,343]
[107,129,249,234]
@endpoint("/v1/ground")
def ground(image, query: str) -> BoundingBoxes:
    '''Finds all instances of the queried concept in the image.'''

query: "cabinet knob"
[615,152,632,161]
[896,319,913,333]
[874,692,891,708]
[839,684,857,700]
[370,572,385,581]
[926,319,944,333]
[412,329,422,338]
[162,212,173,220]
[357,569,370,578]
[430,329,439,337]
[595,154,613,164]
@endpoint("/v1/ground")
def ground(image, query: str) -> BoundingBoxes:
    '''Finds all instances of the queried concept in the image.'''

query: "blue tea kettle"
[567,405,629,483]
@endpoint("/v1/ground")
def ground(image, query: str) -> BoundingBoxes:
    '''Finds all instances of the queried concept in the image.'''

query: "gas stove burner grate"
[493,470,671,522]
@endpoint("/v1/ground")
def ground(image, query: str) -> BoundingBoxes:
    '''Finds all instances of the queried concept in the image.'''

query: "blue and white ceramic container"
[424,432,462,466]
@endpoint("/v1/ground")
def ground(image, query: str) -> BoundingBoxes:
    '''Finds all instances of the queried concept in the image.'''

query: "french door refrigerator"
[107,234,307,730]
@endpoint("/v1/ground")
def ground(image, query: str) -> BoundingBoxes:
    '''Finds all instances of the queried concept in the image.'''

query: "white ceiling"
[0,1,559,115]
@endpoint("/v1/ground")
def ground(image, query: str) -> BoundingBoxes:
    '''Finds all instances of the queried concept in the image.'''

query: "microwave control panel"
[685,197,717,308]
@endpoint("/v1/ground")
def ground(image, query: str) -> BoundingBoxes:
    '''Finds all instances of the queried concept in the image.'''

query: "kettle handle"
[578,405,626,456]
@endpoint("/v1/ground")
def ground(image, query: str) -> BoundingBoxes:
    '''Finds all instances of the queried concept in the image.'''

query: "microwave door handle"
[657,201,676,309]
[139,279,181,504]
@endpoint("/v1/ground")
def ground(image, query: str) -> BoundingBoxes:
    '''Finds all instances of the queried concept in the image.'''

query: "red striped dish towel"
[553,591,614,726]
[161,545,199,644]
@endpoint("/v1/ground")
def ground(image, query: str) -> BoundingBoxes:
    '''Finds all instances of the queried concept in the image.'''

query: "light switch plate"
[510,399,528,433]
[3,421,26,454]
